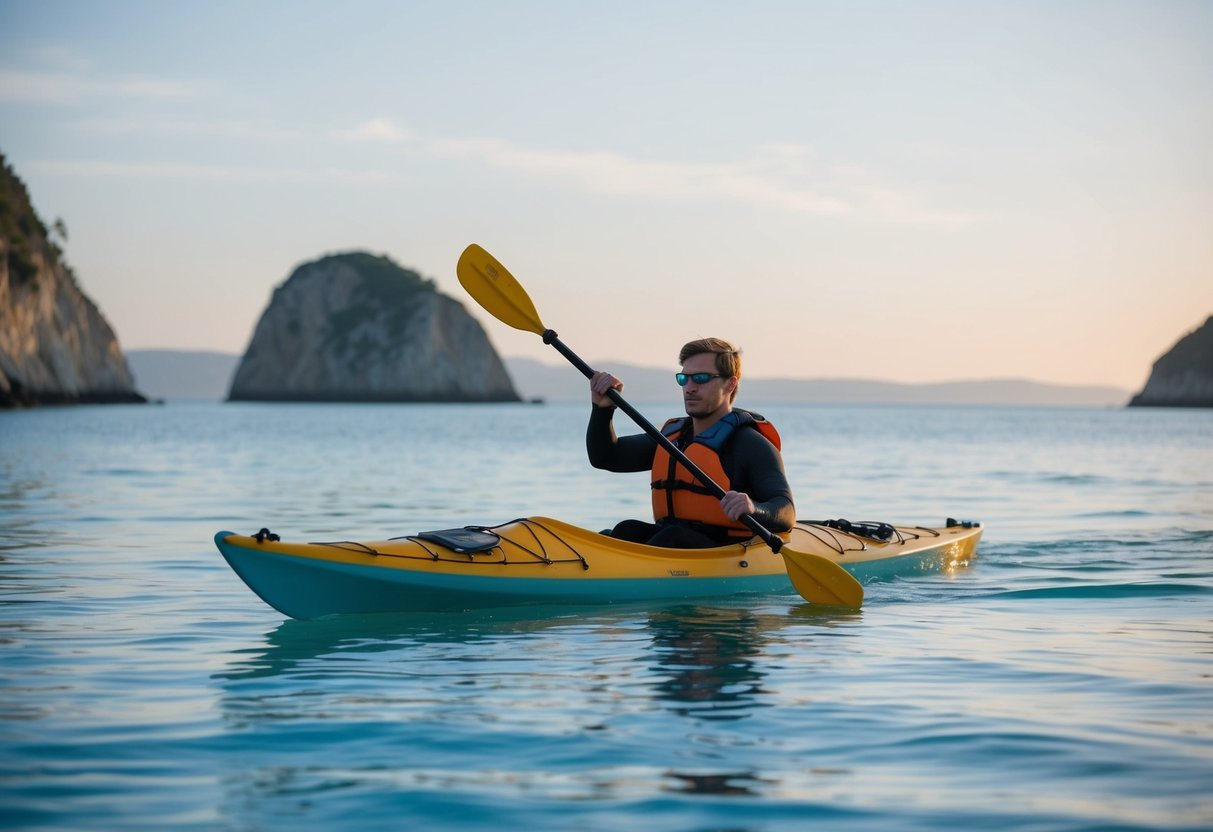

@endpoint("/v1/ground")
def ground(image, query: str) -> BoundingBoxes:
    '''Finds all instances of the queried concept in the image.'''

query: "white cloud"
[25,159,394,184]
[342,118,414,143]
[422,133,971,224]
[0,69,206,102]
[20,45,94,73]
[21,105,973,227]
[68,115,300,142]
[833,165,977,228]
[425,136,853,216]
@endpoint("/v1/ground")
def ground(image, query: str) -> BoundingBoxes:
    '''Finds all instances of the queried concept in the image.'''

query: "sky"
[1,0,1210,391]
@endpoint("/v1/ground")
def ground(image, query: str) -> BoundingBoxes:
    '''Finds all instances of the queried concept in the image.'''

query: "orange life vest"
[650,409,782,539]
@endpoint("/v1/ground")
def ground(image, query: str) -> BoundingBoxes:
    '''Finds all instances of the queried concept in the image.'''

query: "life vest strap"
[651,479,716,496]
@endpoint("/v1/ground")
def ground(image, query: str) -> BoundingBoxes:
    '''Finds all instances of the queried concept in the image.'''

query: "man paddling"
[587,337,795,548]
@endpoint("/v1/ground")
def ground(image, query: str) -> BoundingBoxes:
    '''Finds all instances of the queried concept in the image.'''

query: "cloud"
[422,136,852,215]
[0,69,206,103]
[25,159,394,185]
[19,103,973,227]
[343,119,969,225]
[832,164,977,228]
[67,115,301,142]
[19,45,94,73]
[858,184,975,228]
[342,118,414,143]
[423,133,971,225]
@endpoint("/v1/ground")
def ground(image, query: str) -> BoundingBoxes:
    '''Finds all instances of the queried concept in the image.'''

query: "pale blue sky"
[2,0,1209,388]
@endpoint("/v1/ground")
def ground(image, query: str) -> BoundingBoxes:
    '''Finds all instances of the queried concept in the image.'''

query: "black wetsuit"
[586,406,795,548]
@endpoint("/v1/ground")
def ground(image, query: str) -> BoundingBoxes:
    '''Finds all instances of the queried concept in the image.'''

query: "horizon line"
[123,348,1133,393]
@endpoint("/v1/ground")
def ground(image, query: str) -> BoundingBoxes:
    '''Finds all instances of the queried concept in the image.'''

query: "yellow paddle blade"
[456,244,546,336]
[782,549,865,608]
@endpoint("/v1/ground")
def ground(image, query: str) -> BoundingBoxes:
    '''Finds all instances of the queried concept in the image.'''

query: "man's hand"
[720,490,756,521]
[590,371,624,408]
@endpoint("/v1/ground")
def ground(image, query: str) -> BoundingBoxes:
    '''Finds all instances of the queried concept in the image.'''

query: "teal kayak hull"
[214,517,983,619]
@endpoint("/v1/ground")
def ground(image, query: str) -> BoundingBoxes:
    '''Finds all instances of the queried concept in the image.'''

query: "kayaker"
[587,337,795,548]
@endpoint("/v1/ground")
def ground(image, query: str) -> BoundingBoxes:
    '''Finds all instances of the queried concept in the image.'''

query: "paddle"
[456,243,864,608]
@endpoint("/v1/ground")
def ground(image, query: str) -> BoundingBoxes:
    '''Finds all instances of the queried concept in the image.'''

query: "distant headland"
[1128,315,1213,408]
[0,151,145,407]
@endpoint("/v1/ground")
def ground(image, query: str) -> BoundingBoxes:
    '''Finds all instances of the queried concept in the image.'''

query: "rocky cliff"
[228,252,520,402]
[1128,315,1213,408]
[0,152,145,408]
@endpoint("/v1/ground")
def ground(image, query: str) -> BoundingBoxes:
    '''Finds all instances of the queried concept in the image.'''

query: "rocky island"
[1129,315,1213,408]
[0,152,145,408]
[228,252,520,402]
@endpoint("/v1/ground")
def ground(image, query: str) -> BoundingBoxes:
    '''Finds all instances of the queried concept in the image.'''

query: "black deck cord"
[253,526,382,554]
[393,520,547,564]
[793,522,862,555]
[410,539,452,561]
[809,519,898,542]
[386,530,495,561]
[307,540,383,555]
[794,521,939,554]
[406,519,585,568]
[504,518,590,570]
[372,519,588,568]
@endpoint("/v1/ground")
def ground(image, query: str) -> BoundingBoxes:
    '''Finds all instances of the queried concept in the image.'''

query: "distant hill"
[128,350,240,400]
[507,357,1130,407]
[128,350,1131,406]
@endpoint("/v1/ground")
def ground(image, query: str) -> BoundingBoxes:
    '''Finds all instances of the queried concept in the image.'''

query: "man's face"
[681,352,734,419]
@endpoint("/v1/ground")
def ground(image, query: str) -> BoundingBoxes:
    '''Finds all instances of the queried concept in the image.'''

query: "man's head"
[678,338,741,416]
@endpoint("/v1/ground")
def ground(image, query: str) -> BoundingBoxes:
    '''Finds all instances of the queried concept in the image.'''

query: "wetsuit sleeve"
[729,429,796,532]
[586,406,658,473]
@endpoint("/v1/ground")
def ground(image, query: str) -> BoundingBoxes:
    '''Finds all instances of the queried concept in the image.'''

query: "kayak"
[214,517,982,619]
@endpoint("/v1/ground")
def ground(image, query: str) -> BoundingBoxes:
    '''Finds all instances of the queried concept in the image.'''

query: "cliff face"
[0,153,144,407]
[1129,315,1213,408]
[228,252,520,402]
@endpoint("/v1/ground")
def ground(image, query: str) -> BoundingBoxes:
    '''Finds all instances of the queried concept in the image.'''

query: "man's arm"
[727,429,796,532]
[586,406,658,473]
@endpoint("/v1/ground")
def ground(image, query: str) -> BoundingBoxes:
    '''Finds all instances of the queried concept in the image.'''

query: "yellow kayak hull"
[214,517,982,619]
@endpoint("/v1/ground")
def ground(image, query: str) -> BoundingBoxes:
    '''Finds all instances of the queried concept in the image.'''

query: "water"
[1,401,1210,831]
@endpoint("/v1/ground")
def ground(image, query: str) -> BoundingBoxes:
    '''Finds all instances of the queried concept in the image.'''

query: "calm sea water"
[1,401,1210,831]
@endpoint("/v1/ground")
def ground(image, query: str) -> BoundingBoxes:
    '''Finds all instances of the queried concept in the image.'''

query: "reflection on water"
[215,606,789,727]
[646,607,769,721]
[664,770,773,797]
[217,603,861,717]
[210,603,820,811]
[208,601,873,811]
[217,612,501,680]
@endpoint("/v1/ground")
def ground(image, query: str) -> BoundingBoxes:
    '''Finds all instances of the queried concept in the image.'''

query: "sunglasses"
[675,372,725,386]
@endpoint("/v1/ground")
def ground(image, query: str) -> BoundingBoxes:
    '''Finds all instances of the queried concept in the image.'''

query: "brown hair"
[679,337,741,402]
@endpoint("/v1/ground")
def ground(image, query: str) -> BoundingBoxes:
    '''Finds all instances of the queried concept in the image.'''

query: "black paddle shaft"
[542,329,785,553]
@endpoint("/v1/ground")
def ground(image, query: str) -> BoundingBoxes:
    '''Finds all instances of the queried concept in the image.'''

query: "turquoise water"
[1,401,1210,831]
